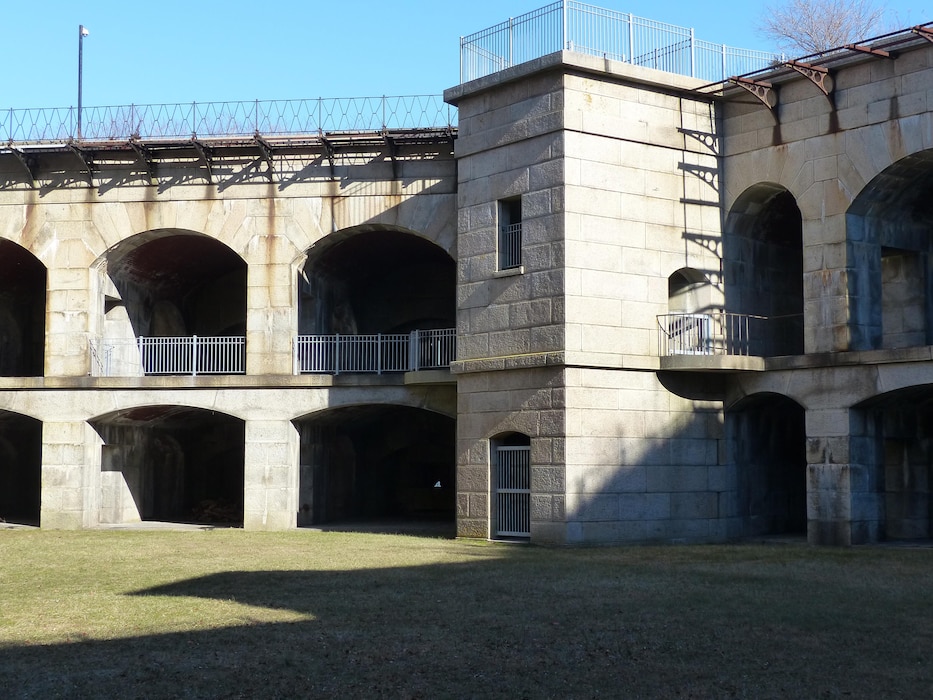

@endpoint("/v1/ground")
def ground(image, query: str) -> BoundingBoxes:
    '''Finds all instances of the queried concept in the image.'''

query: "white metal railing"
[499,222,523,270]
[495,445,531,538]
[657,312,763,357]
[460,1,777,83]
[294,329,456,374]
[91,336,245,376]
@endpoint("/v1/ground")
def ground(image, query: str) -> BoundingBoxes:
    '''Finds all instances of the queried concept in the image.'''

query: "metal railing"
[2,95,456,143]
[657,312,758,357]
[294,328,456,374]
[499,222,523,270]
[657,312,804,358]
[91,336,246,376]
[495,445,531,538]
[460,1,777,83]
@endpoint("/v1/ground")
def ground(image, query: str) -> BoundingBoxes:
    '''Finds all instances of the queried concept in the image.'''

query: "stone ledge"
[659,354,766,372]
[0,372,450,390]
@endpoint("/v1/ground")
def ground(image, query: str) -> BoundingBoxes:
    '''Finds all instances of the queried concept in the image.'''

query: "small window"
[498,198,522,270]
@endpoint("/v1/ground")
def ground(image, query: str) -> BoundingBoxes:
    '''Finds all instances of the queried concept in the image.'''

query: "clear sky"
[1,0,928,110]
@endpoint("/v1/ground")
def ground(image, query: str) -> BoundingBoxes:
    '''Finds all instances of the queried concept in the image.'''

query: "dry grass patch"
[1,530,932,698]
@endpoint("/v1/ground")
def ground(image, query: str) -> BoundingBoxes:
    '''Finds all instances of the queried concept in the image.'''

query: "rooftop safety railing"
[2,95,456,144]
[295,329,456,375]
[460,1,778,83]
[91,336,246,376]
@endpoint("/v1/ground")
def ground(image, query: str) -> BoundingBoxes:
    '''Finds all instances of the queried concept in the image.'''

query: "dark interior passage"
[855,388,933,540]
[0,240,46,376]
[104,231,247,337]
[724,185,804,356]
[299,229,455,335]
[847,149,933,350]
[727,394,807,536]
[0,412,42,525]
[93,407,244,526]
[296,405,455,529]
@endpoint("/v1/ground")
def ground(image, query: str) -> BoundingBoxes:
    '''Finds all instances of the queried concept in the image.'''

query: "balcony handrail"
[657,312,765,357]
[460,1,778,83]
[91,335,245,376]
[2,95,457,144]
[295,328,456,375]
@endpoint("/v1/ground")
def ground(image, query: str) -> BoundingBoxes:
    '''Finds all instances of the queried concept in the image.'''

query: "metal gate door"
[495,445,531,537]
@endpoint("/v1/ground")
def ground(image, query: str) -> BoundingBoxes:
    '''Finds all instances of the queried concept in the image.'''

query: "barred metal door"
[495,445,531,538]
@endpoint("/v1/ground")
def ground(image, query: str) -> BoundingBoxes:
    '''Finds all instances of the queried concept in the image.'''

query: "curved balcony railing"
[295,329,456,375]
[657,312,803,358]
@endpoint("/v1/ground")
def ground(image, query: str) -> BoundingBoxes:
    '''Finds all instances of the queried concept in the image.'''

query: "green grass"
[1,530,932,698]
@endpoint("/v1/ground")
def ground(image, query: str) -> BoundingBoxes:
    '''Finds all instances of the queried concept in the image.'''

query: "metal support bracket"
[784,60,833,96]
[190,137,214,184]
[5,142,37,186]
[128,138,157,185]
[68,141,94,185]
[383,131,399,179]
[254,134,276,182]
[912,26,933,44]
[728,77,776,110]
[320,134,336,180]
[845,44,896,59]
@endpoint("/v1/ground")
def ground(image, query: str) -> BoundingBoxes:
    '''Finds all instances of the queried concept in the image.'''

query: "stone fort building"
[1,3,932,546]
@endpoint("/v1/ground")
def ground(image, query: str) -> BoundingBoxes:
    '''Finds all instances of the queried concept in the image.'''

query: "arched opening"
[847,149,933,350]
[299,228,454,335]
[92,406,245,526]
[94,231,247,376]
[490,432,531,540]
[295,405,455,534]
[0,412,42,525]
[0,240,46,376]
[723,184,804,356]
[854,386,933,541]
[663,268,719,355]
[726,394,807,537]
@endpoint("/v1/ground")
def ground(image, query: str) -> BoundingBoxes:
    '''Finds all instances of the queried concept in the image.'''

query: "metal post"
[690,28,695,77]
[628,13,634,65]
[191,335,198,376]
[562,0,568,50]
[508,17,513,67]
[77,25,89,139]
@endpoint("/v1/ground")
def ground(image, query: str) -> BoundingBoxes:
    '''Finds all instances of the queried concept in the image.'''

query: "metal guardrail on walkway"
[460,1,777,83]
[295,329,456,374]
[2,95,456,143]
[91,336,246,376]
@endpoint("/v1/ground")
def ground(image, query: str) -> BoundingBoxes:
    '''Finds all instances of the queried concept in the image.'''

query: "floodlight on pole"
[77,25,89,139]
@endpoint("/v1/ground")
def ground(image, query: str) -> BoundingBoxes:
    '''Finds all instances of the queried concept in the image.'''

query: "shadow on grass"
[2,548,933,698]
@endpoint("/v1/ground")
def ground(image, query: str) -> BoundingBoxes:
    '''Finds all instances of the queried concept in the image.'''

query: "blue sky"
[1,0,928,110]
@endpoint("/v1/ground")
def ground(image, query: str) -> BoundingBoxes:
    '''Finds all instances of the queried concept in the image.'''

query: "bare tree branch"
[758,0,887,55]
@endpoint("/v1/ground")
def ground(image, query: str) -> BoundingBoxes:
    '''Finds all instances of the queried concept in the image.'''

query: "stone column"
[46,260,94,377]
[41,421,101,529]
[244,232,301,376]
[806,407,882,545]
[243,418,299,530]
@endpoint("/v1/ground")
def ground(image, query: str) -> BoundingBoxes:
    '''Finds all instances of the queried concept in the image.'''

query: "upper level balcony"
[90,329,456,379]
[657,312,803,372]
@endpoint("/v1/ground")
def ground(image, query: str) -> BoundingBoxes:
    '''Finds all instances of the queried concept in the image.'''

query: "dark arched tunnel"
[296,405,455,532]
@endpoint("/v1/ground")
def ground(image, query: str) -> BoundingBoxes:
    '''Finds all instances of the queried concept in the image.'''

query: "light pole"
[77,24,89,139]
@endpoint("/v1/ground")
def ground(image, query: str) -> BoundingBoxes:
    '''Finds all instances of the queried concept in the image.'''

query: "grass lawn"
[1,529,932,699]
